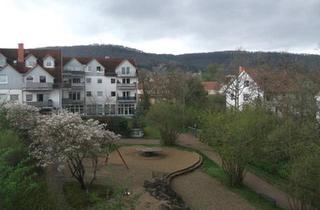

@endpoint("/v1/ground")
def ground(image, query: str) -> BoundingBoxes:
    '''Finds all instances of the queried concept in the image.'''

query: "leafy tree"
[201,108,276,186]
[184,77,208,108]
[288,152,320,210]
[30,111,118,190]
[202,64,224,81]
[146,103,183,145]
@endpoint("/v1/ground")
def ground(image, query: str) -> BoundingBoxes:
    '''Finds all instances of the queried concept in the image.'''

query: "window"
[26,76,33,82]
[45,60,54,68]
[0,74,8,84]
[111,78,115,84]
[39,76,46,83]
[86,91,92,97]
[26,94,33,102]
[111,91,116,97]
[0,94,8,102]
[97,78,102,84]
[96,66,102,72]
[86,78,91,83]
[37,94,44,102]
[97,104,103,115]
[127,78,130,84]
[230,93,235,100]
[121,67,125,74]
[69,92,81,100]
[126,67,130,74]
[10,95,19,101]
[73,78,81,84]
[244,80,250,87]
[87,66,92,72]
[243,94,250,101]
[97,91,103,97]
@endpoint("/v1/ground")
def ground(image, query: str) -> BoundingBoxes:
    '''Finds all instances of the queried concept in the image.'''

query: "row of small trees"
[200,107,320,209]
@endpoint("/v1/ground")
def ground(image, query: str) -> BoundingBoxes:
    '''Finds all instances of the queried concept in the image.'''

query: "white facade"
[226,70,263,110]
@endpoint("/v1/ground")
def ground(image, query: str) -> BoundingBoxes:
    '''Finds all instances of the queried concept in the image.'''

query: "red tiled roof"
[0,48,62,83]
[63,56,136,76]
[201,81,221,91]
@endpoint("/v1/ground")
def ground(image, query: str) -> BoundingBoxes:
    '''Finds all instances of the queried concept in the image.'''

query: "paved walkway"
[171,169,257,210]
[177,134,292,210]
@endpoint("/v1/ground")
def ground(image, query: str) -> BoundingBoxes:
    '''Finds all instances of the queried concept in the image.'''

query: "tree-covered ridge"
[43,44,320,72]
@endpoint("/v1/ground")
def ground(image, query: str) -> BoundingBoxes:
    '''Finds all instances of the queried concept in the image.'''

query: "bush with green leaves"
[201,107,277,186]
[146,102,183,145]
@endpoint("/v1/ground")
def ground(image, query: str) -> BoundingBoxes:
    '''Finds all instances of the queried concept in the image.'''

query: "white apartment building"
[0,44,139,117]
[62,57,138,117]
[0,44,62,110]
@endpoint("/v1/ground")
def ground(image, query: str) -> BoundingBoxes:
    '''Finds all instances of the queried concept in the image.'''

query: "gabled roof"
[63,57,136,76]
[0,48,62,83]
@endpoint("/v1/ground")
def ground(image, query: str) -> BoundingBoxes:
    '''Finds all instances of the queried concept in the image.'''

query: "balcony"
[24,82,53,91]
[117,96,137,103]
[117,83,137,90]
[26,100,53,108]
[62,98,85,105]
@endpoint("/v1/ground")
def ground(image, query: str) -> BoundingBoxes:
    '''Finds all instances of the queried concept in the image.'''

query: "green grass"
[202,156,285,210]
[247,164,290,194]
[63,182,138,210]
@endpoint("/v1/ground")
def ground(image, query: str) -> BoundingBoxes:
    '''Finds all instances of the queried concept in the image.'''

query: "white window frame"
[97,91,103,97]
[0,74,8,84]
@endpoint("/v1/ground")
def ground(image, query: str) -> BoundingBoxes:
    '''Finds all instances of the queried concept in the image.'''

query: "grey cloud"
[13,0,320,53]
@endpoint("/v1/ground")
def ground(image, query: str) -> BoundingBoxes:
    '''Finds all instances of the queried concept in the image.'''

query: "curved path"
[171,169,257,210]
[177,134,292,210]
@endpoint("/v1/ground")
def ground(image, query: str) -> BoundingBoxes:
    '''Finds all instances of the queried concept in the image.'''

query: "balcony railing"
[62,98,85,104]
[24,82,53,90]
[26,101,53,108]
[117,96,137,102]
[116,83,137,90]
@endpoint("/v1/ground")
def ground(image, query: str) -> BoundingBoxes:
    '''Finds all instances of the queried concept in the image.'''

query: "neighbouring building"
[201,81,221,95]
[0,44,62,110]
[225,66,302,113]
[0,44,139,117]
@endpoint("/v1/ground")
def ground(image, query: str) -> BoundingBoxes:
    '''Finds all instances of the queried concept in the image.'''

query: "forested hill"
[43,44,320,73]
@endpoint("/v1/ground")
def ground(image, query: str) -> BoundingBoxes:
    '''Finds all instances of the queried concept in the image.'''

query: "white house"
[225,66,263,110]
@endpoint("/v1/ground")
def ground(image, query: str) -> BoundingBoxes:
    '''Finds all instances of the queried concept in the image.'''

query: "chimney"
[18,43,24,63]
[239,66,245,73]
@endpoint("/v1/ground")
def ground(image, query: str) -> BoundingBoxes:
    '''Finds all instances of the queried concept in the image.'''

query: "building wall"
[24,66,54,83]
[226,71,263,110]
[0,65,24,89]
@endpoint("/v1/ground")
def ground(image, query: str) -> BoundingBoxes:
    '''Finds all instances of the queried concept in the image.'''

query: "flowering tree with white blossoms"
[30,111,119,190]
[0,103,39,140]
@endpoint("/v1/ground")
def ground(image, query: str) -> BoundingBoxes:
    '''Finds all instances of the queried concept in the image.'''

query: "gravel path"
[177,133,292,210]
[171,169,257,210]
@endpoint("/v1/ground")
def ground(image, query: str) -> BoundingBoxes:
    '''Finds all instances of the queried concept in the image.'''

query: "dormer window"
[96,66,102,72]
[43,56,55,68]
[25,55,37,68]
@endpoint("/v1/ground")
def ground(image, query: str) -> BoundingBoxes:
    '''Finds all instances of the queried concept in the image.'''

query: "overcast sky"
[1,0,319,55]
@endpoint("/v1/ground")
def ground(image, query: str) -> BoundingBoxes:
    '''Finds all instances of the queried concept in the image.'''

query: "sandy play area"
[91,146,200,209]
